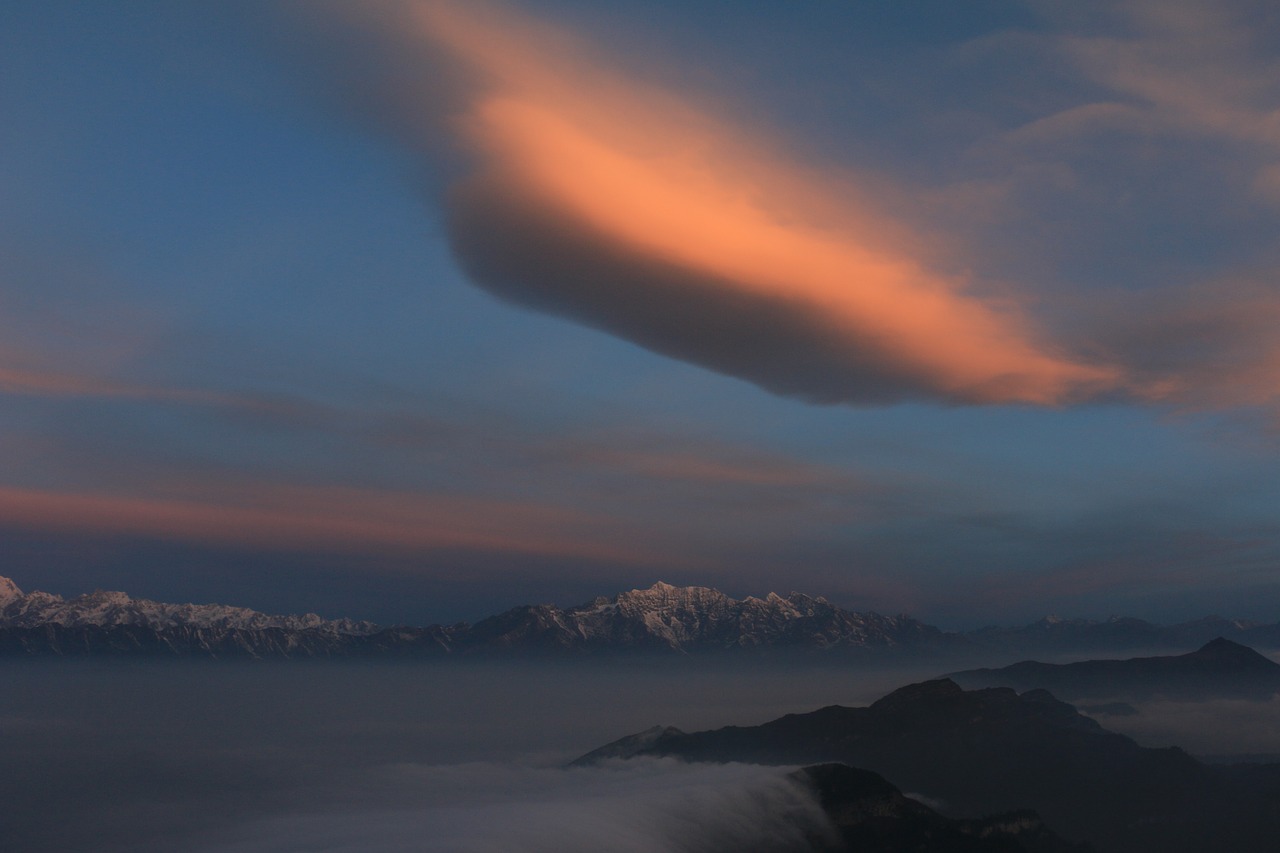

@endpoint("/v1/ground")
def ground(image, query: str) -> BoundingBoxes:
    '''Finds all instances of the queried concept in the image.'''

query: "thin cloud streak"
[351,0,1122,406]
[948,0,1280,410]
[0,363,311,418]
[0,484,664,567]
[1089,280,1280,409]
[1061,0,1280,154]
[0,364,206,402]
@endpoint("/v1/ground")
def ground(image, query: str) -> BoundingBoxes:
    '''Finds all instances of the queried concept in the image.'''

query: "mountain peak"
[869,678,964,710]
[955,637,1280,701]
[576,679,1225,853]
[627,581,722,599]
[81,589,132,604]
[1198,636,1247,652]
[569,724,687,766]
[1193,636,1277,666]
[0,576,22,604]
[616,582,733,608]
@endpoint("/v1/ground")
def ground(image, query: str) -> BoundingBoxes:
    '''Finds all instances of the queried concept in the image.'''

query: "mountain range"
[576,680,1280,853]
[966,614,1280,656]
[951,637,1280,701]
[0,576,942,659]
[2,575,1278,660]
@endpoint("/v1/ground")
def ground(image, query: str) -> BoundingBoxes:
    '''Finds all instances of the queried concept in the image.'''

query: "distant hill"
[576,680,1280,853]
[951,638,1280,701]
[963,615,1280,656]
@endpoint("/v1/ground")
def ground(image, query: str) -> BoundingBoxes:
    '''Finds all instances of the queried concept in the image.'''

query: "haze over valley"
[4,574,1280,851]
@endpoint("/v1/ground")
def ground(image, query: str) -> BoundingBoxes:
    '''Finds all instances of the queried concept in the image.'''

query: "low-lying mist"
[201,759,833,853]
[5,658,1278,851]
[0,658,935,852]
[1091,696,1280,760]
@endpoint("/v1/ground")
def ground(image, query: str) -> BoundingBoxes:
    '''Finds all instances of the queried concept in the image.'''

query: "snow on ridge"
[541,581,924,652]
[0,575,931,655]
[0,576,380,635]
[0,575,23,604]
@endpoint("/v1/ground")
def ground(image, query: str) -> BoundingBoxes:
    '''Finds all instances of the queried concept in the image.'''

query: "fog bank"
[0,659,932,852]
[200,760,832,853]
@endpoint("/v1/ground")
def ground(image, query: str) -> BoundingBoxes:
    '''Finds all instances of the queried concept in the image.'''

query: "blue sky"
[3,0,1279,628]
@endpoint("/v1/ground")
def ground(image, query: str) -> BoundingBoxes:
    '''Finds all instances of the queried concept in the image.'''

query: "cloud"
[0,482,662,567]
[985,0,1280,217]
[0,363,302,415]
[931,0,1280,411]
[0,365,157,399]
[200,760,835,853]
[333,0,1120,407]
[0,379,932,594]
[1089,280,1280,408]
[1097,696,1280,757]
[14,661,923,852]
[1057,0,1280,157]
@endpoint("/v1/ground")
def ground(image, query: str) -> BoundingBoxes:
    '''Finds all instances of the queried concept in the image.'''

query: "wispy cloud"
[0,363,294,412]
[1058,0,1280,179]
[946,0,1280,410]
[1086,279,1280,409]
[1058,0,1280,406]
[0,365,158,399]
[0,482,663,567]
[201,760,833,853]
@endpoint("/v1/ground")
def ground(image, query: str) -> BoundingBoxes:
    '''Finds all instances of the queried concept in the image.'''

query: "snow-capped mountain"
[459,581,944,653]
[3,575,1277,660]
[0,577,942,659]
[0,577,378,635]
[0,576,387,658]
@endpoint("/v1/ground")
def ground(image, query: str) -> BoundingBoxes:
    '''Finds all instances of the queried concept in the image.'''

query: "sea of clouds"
[5,658,1277,852]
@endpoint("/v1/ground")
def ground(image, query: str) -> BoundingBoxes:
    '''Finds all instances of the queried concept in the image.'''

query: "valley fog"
[0,659,939,852]
[1095,696,1280,760]
[5,659,1278,852]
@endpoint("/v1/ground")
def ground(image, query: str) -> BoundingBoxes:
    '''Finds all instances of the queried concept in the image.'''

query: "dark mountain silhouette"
[577,679,1280,853]
[794,763,1090,853]
[951,638,1280,701]
[963,615,1280,656]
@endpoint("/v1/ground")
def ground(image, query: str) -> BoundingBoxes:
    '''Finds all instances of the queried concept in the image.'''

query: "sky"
[3,0,1280,628]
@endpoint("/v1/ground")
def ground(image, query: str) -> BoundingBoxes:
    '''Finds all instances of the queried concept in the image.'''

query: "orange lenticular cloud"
[401,1,1120,405]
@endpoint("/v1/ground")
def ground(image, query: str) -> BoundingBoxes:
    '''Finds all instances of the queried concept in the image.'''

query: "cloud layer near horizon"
[349,0,1124,406]
[202,760,832,853]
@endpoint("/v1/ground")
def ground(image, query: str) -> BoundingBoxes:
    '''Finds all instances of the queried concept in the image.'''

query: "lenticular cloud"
[357,0,1121,406]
